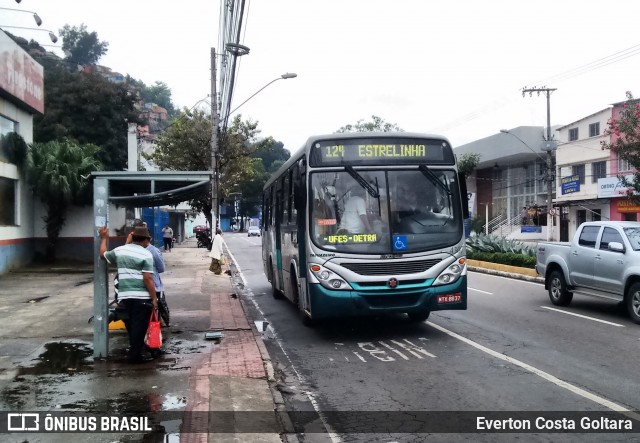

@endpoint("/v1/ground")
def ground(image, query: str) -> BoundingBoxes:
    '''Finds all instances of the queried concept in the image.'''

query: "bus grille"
[340,259,442,276]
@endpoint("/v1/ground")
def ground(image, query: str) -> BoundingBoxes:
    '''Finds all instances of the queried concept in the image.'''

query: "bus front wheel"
[292,275,315,327]
[270,261,283,300]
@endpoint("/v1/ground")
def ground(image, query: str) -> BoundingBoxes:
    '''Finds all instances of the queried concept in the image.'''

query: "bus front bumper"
[307,276,467,319]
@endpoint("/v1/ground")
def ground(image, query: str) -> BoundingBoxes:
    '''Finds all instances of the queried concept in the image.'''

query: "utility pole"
[211,48,219,231]
[523,87,557,241]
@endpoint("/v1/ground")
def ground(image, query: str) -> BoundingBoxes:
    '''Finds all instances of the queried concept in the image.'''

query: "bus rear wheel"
[407,310,430,322]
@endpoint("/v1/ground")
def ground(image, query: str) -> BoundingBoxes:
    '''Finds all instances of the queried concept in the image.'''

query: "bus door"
[274,181,284,291]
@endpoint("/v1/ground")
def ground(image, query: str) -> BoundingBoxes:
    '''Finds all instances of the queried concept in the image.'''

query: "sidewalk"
[0,238,288,442]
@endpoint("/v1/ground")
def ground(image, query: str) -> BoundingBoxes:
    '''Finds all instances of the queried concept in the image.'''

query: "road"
[224,233,640,443]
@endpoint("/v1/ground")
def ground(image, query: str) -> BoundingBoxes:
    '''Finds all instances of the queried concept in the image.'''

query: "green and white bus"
[262,132,469,325]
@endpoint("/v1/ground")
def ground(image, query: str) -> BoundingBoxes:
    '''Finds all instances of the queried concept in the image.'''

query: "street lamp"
[1,25,58,43]
[0,7,42,26]
[224,73,298,119]
[500,128,556,241]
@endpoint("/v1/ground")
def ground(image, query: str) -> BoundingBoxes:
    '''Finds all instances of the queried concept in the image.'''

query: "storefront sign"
[561,175,580,195]
[597,175,638,198]
[0,31,44,114]
[616,199,640,213]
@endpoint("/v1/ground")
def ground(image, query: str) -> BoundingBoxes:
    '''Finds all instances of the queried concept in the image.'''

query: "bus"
[262,132,469,325]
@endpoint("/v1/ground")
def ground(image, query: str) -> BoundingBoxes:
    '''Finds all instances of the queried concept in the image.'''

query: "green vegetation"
[26,140,103,261]
[466,234,536,268]
[335,115,403,133]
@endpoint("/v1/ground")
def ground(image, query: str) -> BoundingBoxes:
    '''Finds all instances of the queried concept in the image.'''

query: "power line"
[431,43,640,134]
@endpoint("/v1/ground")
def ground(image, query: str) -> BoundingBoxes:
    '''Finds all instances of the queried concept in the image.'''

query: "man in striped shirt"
[99,225,158,363]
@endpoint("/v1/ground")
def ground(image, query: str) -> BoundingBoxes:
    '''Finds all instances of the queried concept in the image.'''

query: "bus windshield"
[310,169,463,254]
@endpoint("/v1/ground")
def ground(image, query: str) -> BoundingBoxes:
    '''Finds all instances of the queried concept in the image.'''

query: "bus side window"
[282,174,290,224]
[289,165,298,222]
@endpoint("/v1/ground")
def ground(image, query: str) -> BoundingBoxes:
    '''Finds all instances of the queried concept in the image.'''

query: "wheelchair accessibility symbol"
[393,235,407,251]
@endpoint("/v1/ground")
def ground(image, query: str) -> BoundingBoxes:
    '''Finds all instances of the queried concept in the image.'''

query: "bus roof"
[263,131,452,191]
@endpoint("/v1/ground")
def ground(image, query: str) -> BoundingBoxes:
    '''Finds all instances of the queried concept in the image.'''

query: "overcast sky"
[7,0,640,152]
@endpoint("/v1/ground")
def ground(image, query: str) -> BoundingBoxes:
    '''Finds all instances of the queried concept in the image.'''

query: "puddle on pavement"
[16,341,93,375]
[24,295,49,303]
[74,278,93,286]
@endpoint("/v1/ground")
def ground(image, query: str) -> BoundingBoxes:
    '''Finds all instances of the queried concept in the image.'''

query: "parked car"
[248,226,261,237]
[535,221,640,324]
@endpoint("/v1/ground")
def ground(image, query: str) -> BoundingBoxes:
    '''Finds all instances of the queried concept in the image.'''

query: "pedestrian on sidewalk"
[99,225,158,363]
[208,228,225,275]
[162,224,174,252]
[520,206,529,225]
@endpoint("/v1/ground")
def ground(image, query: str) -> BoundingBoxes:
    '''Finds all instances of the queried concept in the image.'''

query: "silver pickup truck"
[535,221,640,324]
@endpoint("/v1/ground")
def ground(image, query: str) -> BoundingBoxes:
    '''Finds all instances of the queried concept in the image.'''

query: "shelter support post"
[93,177,110,358]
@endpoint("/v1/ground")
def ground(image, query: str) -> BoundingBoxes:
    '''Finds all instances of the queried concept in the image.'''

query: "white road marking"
[427,321,640,420]
[353,352,367,362]
[541,306,625,327]
[396,339,436,358]
[379,341,409,360]
[468,287,493,294]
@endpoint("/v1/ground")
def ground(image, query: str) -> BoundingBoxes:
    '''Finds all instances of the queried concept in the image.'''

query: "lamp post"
[500,129,556,240]
[1,25,58,43]
[0,7,42,26]
[223,73,297,121]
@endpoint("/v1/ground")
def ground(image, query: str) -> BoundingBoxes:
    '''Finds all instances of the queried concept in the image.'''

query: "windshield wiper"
[346,166,379,198]
[419,165,451,196]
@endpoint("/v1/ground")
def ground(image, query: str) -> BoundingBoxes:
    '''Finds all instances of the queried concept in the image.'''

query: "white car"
[248,226,261,237]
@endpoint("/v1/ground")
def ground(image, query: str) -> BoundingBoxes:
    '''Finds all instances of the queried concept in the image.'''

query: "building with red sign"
[0,30,44,273]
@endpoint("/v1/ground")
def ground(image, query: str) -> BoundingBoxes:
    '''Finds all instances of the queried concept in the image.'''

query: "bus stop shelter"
[92,171,211,358]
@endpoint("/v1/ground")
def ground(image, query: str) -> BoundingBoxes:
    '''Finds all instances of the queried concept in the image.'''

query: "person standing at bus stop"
[99,225,157,363]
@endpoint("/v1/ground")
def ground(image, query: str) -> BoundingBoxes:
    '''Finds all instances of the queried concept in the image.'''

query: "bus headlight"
[309,264,352,290]
[433,258,466,286]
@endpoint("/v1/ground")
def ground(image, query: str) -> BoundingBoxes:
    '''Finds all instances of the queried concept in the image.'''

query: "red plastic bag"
[145,310,162,349]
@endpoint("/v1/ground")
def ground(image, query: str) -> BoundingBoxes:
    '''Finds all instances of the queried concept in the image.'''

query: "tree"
[457,153,481,177]
[141,81,177,118]
[33,62,141,171]
[601,91,640,198]
[149,111,272,226]
[336,115,403,133]
[234,140,292,226]
[59,24,108,66]
[26,140,103,262]
[252,139,290,173]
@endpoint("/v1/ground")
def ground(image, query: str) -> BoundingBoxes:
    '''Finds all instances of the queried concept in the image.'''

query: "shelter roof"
[92,171,211,207]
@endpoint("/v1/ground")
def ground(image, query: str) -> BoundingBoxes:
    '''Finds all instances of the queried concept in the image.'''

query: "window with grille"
[572,164,586,184]
[0,177,16,226]
[619,157,630,172]
[591,161,606,183]
[589,122,600,137]
[569,128,579,141]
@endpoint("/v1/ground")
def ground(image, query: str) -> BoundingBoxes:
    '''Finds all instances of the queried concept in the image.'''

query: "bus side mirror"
[458,172,469,219]
[293,168,306,211]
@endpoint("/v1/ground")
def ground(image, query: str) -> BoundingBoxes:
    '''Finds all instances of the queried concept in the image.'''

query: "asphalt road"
[224,233,640,443]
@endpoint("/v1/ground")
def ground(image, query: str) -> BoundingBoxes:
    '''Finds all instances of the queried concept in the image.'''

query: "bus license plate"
[438,293,461,304]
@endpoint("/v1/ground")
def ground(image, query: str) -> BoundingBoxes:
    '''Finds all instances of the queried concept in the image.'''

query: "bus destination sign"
[310,138,453,166]
[322,233,378,245]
